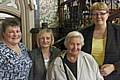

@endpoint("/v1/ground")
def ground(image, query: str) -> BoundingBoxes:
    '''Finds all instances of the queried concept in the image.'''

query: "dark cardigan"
[80,23,120,80]
[29,46,60,80]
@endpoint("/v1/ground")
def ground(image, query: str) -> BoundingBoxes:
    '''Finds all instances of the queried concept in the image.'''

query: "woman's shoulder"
[19,42,30,52]
[54,57,62,65]
[80,51,95,61]
[51,46,61,52]
[109,23,120,30]
[53,50,66,65]
[29,48,41,58]
[0,42,9,52]
[50,46,61,56]
[80,51,98,68]
[31,48,40,53]
[80,24,94,34]
[19,42,27,49]
[81,51,91,56]
[0,41,5,47]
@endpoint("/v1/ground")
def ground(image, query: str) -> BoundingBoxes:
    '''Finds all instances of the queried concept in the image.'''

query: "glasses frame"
[91,11,109,16]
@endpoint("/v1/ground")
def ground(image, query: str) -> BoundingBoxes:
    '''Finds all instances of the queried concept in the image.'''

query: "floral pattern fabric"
[0,42,32,80]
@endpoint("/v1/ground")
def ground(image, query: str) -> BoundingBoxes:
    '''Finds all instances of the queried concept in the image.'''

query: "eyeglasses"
[91,12,108,16]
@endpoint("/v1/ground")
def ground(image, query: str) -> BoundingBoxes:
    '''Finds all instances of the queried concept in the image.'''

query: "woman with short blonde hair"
[81,2,120,80]
[29,28,60,80]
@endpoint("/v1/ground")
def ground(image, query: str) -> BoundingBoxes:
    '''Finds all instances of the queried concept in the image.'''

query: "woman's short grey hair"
[64,31,84,47]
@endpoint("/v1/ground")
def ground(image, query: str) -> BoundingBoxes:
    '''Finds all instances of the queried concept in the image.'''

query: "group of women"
[0,2,120,80]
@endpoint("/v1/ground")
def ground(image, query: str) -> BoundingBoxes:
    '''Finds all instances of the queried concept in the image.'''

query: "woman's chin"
[69,51,79,56]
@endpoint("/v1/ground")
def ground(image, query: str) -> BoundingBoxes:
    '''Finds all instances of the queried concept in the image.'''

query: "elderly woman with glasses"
[46,31,103,80]
[81,2,120,80]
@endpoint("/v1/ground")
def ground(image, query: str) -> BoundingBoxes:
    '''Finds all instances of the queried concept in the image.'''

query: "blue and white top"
[0,42,32,80]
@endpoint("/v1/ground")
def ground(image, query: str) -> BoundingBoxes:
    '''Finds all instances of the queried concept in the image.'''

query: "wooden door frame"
[0,0,35,50]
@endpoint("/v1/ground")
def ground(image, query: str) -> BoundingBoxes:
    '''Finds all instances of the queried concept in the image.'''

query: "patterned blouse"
[0,42,32,80]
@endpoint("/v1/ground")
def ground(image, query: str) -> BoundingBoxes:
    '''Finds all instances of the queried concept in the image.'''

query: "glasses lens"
[92,12,108,16]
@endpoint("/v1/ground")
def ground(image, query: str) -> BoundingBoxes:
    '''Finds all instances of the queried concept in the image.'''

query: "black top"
[64,54,77,79]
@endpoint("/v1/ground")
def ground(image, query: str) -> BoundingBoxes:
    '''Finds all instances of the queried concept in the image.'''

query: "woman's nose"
[74,45,78,50]
[13,32,18,36]
[43,38,47,42]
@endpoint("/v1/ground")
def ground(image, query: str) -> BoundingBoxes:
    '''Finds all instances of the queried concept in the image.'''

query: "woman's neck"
[41,47,50,59]
[3,40,18,49]
[66,53,78,63]
[41,47,50,53]
[3,40,21,55]
[95,23,107,31]
[94,24,107,39]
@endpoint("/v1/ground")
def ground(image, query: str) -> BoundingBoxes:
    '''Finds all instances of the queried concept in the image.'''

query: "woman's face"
[38,32,52,48]
[67,37,82,56]
[3,26,21,46]
[92,10,109,25]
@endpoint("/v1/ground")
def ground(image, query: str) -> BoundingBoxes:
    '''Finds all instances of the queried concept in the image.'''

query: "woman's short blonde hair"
[37,28,54,47]
[90,2,109,12]
[64,31,84,48]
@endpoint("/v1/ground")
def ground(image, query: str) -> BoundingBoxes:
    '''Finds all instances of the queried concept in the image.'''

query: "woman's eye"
[46,37,50,40]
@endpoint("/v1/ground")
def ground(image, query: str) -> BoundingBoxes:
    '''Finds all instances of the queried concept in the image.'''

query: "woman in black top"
[81,2,120,80]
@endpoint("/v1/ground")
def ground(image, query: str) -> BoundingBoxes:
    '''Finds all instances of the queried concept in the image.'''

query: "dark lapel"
[82,25,94,54]
[104,23,116,63]
[87,26,94,54]
[36,48,46,71]
[105,23,113,52]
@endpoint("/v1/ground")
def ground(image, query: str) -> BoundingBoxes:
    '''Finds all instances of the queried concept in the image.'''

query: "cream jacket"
[46,51,104,80]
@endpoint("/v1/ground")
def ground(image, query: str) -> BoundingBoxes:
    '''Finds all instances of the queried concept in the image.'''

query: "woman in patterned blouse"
[0,18,32,80]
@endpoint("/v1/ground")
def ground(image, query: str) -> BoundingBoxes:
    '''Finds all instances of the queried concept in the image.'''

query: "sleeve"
[0,53,6,67]
[95,64,104,80]
[114,62,120,72]
[28,50,35,80]
[46,63,55,80]
[89,55,104,80]
[46,57,67,80]
[113,25,120,72]
[28,63,34,80]
[87,54,104,80]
